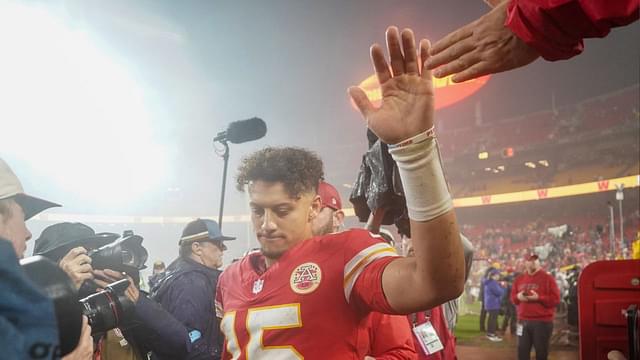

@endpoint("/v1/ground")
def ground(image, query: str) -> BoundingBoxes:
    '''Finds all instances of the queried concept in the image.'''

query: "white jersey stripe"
[343,243,396,302]
[344,242,394,277]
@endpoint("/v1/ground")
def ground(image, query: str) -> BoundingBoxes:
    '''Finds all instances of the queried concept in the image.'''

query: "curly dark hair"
[236,147,324,197]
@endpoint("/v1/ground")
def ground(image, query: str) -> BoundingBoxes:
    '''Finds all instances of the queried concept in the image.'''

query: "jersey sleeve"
[341,229,399,313]
[506,0,639,61]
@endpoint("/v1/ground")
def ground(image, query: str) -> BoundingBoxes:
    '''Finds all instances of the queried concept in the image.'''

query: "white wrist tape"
[389,137,453,221]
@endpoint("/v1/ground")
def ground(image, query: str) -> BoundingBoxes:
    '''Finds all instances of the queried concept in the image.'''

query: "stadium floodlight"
[525,162,537,168]
[0,2,167,207]
[478,151,489,160]
[538,160,550,167]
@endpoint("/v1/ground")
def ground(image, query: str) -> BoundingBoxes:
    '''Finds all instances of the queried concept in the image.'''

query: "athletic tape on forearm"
[389,137,452,221]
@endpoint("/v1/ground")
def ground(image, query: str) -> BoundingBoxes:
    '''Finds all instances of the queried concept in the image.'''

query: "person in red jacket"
[510,254,560,360]
[426,0,639,83]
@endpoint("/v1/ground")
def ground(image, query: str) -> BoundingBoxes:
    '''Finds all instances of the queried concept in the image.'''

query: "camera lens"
[78,278,134,335]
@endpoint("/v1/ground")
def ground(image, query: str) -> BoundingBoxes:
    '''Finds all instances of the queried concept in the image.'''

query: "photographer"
[87,219,231,360]
[0,157,93,359]
[33,222,144,359]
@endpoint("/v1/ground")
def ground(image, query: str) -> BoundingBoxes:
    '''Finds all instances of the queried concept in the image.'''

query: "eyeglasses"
[195,240,227,251]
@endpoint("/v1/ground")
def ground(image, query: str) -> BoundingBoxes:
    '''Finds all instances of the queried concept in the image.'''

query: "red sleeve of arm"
[506,0,640,61]
[342,229,400,314]
[368,313,417,360]
[539,275,561,308]
[510,277,521,305]
[351,256,400,314]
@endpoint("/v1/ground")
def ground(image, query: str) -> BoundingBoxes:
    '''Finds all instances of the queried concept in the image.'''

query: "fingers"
[92,277,110,289]
[61,247,88,262]
[418,39,433,80]
[92,269,118,284]
[385,26,405,76]
[102,269,125,279]
[348,86,374,118]
[429,41,477,78]
[433,53,480,79]
[428,24,473,61]
[401,29,419,75]
[81,315,91,336]
[370,44,391,85]
[451,61,491,83]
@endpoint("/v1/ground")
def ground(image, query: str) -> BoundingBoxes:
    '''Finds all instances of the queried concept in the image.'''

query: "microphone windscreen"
[226,117,267,144]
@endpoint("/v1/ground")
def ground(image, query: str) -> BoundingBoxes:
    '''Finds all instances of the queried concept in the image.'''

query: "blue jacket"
[483,278,505,311]
[0,238,60,359]
[134,257,222,360]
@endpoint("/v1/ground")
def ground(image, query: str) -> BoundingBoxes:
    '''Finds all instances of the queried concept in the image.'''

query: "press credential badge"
[412,321,444,355]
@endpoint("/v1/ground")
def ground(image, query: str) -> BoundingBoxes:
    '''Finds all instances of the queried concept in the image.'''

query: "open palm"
[349,27,435,145]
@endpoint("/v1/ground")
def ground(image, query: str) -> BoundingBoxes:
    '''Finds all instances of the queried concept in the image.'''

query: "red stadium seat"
[578,260,640,360]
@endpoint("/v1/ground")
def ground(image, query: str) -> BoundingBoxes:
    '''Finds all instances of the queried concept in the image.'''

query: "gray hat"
[0,158,60,220]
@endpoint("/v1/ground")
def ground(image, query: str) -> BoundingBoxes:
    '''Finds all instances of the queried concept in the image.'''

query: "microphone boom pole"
[214,117,266,231]
[218,140,230,231]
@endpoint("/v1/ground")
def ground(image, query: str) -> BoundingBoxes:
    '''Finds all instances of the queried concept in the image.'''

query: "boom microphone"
[214,117,267,144]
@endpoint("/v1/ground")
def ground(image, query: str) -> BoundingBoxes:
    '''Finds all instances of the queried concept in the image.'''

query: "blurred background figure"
[148,260,166,290]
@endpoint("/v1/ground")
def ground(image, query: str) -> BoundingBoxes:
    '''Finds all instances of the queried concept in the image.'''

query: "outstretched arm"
[426,0,639,82]
[425,1,539,83]
[350,27,465,314]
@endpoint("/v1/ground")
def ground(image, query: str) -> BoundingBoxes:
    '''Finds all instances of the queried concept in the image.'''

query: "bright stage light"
[0,2,167,207]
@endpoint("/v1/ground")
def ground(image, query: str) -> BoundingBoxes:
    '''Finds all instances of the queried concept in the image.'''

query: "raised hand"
[426,1,539,83]
[349,26,435,145]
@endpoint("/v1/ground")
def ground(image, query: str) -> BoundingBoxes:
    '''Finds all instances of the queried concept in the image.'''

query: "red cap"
[318,181,342,210]
[524,253,539,261]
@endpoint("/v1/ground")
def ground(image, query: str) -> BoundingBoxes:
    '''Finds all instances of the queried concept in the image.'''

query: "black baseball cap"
[179,219,235,249]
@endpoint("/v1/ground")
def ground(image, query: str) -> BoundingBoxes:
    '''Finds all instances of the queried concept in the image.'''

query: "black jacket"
[145,257,222,360]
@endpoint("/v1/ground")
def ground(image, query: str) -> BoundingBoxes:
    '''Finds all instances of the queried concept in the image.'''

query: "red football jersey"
[215,229,398,359]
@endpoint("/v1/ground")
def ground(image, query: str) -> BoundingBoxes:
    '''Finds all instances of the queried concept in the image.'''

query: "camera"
[21,257,135,354]
[20,230,148,356]
[88,231,148,273]
[79,278,135,336]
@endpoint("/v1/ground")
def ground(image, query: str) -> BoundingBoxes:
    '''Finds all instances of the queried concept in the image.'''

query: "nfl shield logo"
[252,279,264,294]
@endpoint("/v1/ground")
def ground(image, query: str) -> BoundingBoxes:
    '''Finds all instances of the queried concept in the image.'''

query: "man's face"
[193,240,224,269]
[311,207,338,236]
[0,200,32,259]
[248,180,319,261]
[525,259,539,273]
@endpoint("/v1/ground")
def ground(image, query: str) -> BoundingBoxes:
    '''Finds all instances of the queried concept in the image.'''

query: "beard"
[316,219,334,236]
[260,247,286,260]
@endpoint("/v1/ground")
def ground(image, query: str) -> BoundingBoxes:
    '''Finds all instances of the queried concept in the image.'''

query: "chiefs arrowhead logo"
[290,262,322,294]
